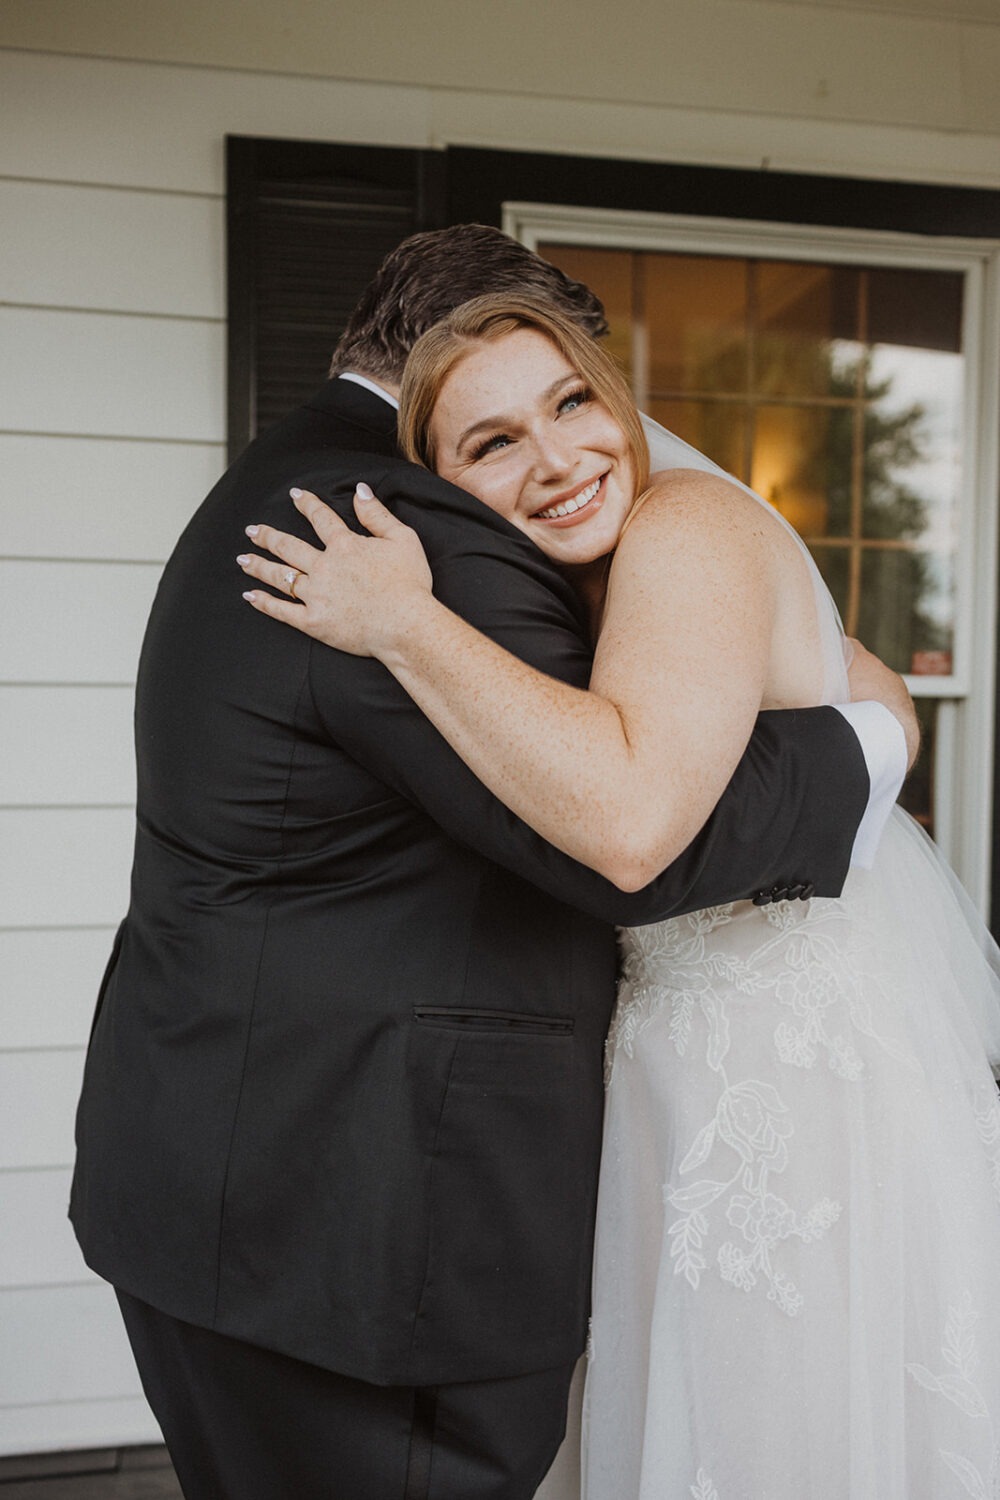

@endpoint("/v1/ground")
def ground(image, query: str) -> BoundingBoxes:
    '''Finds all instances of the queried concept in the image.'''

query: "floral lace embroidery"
[613,899,920,1315]
[606,905,740,1080]
[664,1075,840,1316]
[906,1294,999,1499]
[690,1471,720,1500]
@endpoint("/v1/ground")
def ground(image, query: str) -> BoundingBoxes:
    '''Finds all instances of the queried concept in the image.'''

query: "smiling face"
[427,327,637,567]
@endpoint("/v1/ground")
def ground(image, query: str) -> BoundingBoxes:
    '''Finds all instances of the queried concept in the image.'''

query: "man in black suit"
[71,226,909,1499]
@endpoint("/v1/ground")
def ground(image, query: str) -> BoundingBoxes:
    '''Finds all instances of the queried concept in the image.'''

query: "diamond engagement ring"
[285,569,301,600]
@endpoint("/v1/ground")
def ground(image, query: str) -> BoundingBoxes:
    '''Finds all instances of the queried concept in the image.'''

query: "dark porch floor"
[0,1447,182,1499]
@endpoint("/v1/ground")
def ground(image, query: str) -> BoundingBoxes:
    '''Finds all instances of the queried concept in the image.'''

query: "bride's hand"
[845,636,920,769]
[238,484,434,658]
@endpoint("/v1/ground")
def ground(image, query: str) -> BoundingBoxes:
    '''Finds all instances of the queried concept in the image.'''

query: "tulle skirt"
[582,809,1000,1499]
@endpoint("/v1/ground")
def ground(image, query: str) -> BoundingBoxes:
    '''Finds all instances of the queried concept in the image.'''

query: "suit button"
[753,883,789,906]
[800,882,815,900]
[786,882,804,901]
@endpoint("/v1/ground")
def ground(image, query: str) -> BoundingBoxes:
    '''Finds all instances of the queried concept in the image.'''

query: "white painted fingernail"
[236,554,250,566]
[356,482,374,501]
[245,525,259,537]
[242,591,256,602]
[290,487,302,499]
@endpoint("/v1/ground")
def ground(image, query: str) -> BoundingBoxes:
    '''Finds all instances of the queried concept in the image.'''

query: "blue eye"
[559,386,591,414]
[471,432,512,460]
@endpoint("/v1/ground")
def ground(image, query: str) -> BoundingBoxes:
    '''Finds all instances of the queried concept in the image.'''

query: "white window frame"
[505,201,1000,913]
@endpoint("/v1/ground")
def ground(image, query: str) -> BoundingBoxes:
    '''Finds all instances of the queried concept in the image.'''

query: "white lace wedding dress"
[578,421,1000,1500]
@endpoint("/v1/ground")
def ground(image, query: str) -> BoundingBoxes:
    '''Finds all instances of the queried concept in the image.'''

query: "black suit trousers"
[117,1291,576,1500]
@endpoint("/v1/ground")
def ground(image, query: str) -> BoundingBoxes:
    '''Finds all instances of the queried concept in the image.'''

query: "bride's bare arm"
[241,475,777,891]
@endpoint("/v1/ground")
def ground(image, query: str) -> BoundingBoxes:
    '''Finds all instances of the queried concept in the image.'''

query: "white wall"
[0,55,231,1459]
[2,4,1000,1457]
[2,0,1000,147]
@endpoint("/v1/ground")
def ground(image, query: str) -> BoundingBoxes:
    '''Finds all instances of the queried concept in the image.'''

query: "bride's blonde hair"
[398,293,650,497]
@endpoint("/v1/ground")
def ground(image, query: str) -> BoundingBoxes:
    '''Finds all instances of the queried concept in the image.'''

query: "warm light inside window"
[539,242,967,834]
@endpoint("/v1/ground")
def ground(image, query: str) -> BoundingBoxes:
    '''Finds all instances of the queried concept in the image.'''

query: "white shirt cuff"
[832,701,908,869]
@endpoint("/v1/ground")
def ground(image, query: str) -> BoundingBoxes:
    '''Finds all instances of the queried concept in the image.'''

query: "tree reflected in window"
[539,244,966,834]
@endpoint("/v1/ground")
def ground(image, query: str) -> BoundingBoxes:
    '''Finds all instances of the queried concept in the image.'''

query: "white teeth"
[537,477,602,521]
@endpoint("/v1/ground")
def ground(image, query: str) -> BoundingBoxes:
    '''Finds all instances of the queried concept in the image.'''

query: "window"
[225,137,1000,920]
[509,205,1000,905]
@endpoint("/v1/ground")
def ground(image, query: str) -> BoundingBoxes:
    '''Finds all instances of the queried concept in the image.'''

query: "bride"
[239,295,1000,1498]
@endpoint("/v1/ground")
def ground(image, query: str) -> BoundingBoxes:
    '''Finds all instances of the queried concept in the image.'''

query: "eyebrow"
[453,373,581,455]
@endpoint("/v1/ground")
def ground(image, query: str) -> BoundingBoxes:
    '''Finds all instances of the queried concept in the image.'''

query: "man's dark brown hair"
[329,223,608,383]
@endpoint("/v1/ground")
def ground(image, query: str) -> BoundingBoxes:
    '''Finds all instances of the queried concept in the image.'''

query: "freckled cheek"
[587,412,629,453]
[613,460,637,513]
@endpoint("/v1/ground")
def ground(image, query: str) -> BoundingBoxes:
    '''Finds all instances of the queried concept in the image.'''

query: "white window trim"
[505,202,1000,913]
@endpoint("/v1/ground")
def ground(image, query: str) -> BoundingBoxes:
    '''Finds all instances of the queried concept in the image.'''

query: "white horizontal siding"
[3,45,1000,201]
[0,0,990,132]
[0,561,161,684]
[0,180,224,318]
[0,1051,84,1171]
[0,67,227,1454]
[0,49,431,195]
[0,1398,159,1461]
[0,1171,93,1289]
[0,308,225,442]
[782,0,1000,16]
[427,86,1000,189]
[0,435,223,562]
[0,809,135,928]
[0,1283,144,1407]
[0,687,135,805]
[0,928,117,1050]
[960,24,1000,134]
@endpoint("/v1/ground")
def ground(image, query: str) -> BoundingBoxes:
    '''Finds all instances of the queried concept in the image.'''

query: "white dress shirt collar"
[338,372,400,411]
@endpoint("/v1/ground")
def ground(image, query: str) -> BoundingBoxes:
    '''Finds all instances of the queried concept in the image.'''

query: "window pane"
[535,242,965,695]
[808,544,852,628]
[862,345,963,544]
[538,244,635,379]
[750,404,848,539]
[646,398,750,482]
[754,261,860,399]
[857,548,955,676]
[866,267,963,355]
[644,254,748,395]
[897,697,939,835]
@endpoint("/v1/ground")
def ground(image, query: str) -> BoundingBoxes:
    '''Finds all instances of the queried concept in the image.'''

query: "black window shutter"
[226,137,447,460]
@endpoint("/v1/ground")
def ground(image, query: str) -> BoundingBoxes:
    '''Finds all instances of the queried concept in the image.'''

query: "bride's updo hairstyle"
[399,294,650,496]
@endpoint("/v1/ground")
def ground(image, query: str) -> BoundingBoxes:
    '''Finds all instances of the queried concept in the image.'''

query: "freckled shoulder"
[619,468,772,554]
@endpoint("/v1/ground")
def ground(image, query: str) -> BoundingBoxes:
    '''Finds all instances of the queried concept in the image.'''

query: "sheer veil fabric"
[577,417,1000,1499]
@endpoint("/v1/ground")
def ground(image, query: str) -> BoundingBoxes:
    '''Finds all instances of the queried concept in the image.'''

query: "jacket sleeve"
[305,481,871,927]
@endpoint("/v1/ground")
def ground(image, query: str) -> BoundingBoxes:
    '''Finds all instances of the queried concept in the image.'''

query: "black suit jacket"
[70,379,869,1386]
